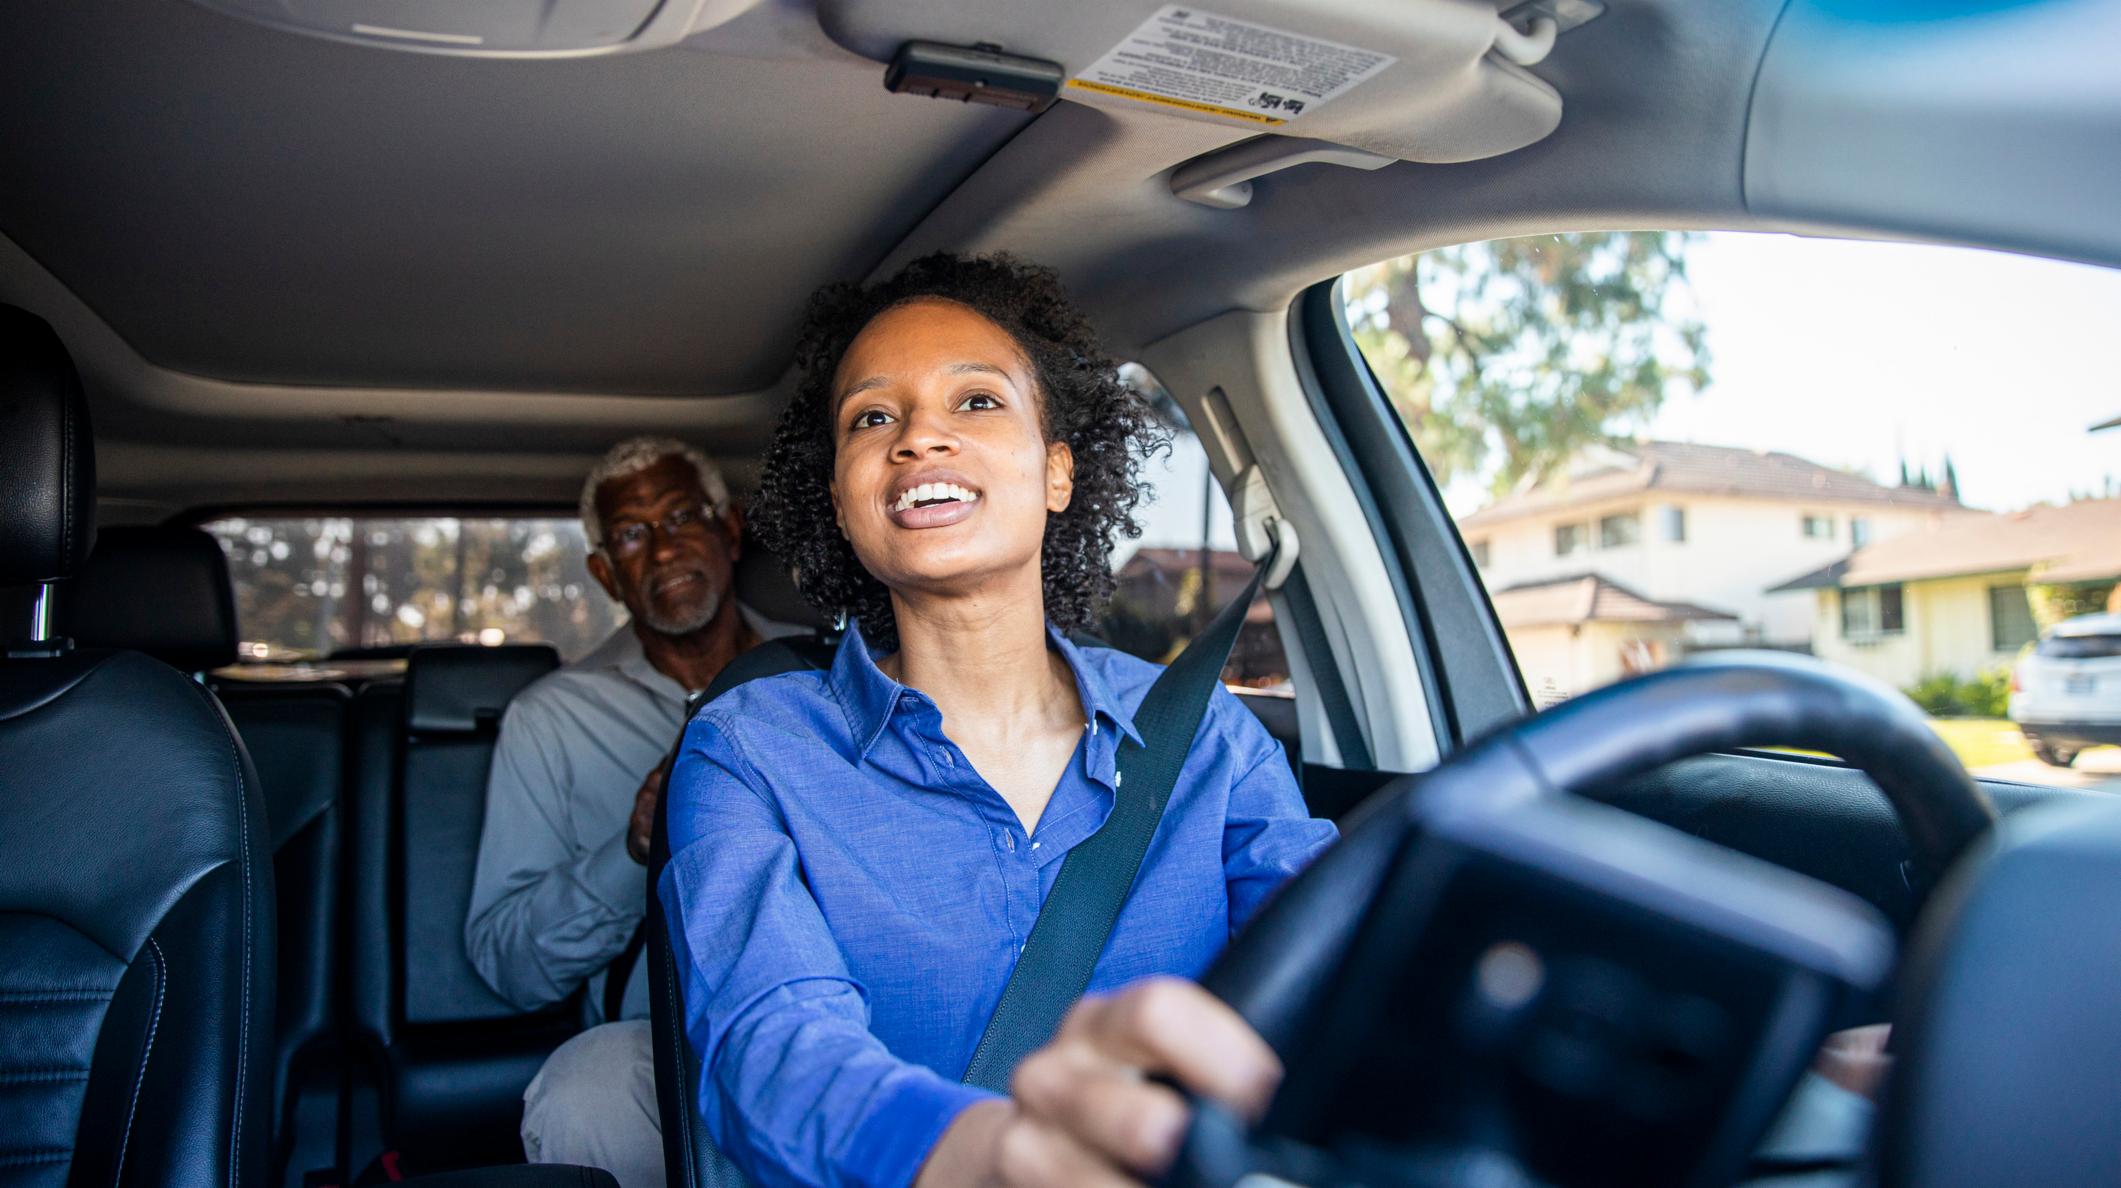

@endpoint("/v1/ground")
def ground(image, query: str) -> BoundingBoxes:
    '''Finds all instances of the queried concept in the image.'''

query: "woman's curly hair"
[751,252,1169,654]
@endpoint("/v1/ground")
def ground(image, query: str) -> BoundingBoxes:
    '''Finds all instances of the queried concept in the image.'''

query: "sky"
[1123,229,2121,559]
[1643,231,2121,514]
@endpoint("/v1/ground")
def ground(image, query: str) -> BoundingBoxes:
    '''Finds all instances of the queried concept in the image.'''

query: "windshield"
[1344,230,2121,790]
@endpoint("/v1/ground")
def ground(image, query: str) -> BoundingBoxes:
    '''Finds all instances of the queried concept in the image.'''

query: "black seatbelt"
[608,639,839,1024]
[960,548,1274,1091]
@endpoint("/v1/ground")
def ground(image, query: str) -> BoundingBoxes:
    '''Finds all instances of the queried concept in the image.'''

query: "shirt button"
[1031,841,1041,851]
[1114,771,1124,788]
[939,751,954,767]
[1003,833,1017,852]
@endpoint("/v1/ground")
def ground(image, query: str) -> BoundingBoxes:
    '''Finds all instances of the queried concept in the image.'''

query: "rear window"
[2039,633,2121,660]
[203,515,628,664]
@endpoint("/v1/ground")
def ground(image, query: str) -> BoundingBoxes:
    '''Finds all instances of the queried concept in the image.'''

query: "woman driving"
[659,252,1334,1187]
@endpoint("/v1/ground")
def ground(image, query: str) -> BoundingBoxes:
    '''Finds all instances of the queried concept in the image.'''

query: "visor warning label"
[1069,6,1396,126]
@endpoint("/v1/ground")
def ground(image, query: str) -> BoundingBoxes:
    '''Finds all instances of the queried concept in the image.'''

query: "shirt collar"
[593,623,692,705]
[825,621,1142,760]
[1045,625,1142,748]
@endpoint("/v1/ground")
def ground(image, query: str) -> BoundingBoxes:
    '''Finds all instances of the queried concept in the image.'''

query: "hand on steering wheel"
[919,978,1280,1188]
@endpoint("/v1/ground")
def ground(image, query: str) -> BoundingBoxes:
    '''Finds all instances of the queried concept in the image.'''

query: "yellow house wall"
[1811,570,2029,688]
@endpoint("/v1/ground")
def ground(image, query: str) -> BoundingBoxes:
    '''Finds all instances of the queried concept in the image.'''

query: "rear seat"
[344,643,574,1173]
[59,522,831,1179]
[63,525,352,1185]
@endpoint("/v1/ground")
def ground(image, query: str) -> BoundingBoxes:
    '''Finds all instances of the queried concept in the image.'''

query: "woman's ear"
[1046,441,1075,513]
[829,480,847,536]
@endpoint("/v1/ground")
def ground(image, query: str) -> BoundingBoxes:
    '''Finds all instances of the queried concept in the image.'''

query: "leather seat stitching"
[112,938,167,1186]
[0,1069,91,1084]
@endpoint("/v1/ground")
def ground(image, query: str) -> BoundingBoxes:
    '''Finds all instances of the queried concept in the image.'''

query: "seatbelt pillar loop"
[960,546,1277,1091]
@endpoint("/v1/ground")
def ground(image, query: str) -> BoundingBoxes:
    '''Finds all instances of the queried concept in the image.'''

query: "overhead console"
[825,0,1593,203]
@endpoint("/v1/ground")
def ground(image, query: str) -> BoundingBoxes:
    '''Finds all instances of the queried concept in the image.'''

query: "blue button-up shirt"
[659,624,1337,1188]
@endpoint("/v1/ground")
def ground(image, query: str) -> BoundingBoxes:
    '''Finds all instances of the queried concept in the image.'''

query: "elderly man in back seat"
[466,435,797,1187]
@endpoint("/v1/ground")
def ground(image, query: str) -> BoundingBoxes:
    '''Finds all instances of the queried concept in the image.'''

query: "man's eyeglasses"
[603,503,720,558]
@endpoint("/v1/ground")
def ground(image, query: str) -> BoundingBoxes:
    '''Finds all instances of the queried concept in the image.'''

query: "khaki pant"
[521,1022,663,1188]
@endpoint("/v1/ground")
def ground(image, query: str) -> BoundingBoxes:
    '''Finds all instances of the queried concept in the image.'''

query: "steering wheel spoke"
[1173,652,1997,1188]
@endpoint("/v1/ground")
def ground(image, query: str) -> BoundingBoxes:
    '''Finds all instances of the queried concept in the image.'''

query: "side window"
[1345,230,2121,780]
[1989,585,2039,652]
[1097,367,1289,691]
[203,515,628,668]
[1840,584,1906,640]
[1599,512,1641,549]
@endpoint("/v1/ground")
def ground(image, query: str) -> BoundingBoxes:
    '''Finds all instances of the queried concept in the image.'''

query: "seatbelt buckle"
[1230,465,1300,590]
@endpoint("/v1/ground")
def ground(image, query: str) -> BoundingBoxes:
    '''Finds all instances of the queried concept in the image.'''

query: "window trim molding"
[1294,278,1529,748]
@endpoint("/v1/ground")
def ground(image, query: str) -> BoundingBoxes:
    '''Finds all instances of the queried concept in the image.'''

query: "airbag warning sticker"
[1070,6,1396,126]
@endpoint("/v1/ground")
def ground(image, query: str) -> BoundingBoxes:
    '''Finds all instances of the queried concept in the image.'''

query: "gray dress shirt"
[465,609,795,1021]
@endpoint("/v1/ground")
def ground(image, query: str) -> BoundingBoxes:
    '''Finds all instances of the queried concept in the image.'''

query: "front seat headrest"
[65,526,240,673]
[0,305,95,586]
[405,643,560,735]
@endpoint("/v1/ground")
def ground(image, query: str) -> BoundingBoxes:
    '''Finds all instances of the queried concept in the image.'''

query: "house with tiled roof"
[1485,573,1736,706]
[1459,441,1973,669]
[1768,497,2121,687]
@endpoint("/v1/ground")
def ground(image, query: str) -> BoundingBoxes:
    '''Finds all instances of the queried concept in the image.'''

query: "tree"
[1343,232,1711,496]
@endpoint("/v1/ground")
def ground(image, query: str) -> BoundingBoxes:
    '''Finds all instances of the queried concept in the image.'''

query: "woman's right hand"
[920,977,1283,1187]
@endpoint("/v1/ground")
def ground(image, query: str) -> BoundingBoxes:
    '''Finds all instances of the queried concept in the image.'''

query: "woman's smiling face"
[829,298,1073,602]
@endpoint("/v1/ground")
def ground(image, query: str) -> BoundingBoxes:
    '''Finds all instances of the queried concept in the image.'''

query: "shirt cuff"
[581,828,647,912]
[841,1070,997,1188]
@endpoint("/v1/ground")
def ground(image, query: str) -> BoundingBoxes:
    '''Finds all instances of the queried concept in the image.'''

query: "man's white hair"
[579,435,731,550]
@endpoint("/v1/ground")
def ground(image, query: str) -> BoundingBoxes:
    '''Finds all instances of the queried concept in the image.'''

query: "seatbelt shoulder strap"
[960,555,1272,1091]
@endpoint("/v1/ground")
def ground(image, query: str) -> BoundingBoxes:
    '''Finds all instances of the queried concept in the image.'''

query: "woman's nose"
[890,406,959,459]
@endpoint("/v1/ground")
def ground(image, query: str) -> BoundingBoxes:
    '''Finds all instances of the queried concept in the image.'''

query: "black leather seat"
[345,643,571,1173]
[65,523,353,1184]
[0,305,275,1186]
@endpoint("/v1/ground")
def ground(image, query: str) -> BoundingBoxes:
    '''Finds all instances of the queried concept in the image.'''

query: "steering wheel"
[1173,651,1997,1188]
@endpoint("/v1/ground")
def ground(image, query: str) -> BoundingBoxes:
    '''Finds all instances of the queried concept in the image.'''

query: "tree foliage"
[1344,232,1711,496]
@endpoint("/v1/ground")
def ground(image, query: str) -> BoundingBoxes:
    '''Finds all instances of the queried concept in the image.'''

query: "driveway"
[1974,747,2121,795]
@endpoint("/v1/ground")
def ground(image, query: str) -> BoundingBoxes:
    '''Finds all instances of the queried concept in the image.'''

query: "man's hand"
[626,755,673,865]
[1815,1023,1892,1099]
[920,977,1280,1187]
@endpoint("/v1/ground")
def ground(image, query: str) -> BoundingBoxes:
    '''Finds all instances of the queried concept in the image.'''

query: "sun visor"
[818,0,1569,165]
[183,0,756,56]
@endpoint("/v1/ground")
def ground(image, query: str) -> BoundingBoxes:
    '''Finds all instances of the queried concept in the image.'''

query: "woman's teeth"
[893,482,980,513]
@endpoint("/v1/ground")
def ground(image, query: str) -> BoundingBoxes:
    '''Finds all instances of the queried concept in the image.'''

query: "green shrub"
[1903,667,2011,718]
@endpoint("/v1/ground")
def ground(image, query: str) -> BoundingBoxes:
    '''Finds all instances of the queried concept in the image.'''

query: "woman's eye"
[850,409,893,430]
[960,393,1001,410]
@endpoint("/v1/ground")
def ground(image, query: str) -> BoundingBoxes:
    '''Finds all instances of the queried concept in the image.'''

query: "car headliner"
[2,0,2115,514]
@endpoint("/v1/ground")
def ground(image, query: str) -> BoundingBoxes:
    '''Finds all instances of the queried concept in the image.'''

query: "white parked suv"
[2012,612,2121,767]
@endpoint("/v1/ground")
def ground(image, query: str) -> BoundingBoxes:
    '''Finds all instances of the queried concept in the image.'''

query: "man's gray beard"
[640,585,724,637]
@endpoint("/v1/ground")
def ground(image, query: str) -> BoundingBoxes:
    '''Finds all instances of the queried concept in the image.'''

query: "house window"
[1802,514,1834,540]
[1554,523,1586,557]
[1850,517,1872,548]
[1469,538,1491,568]
[1989,584,2038,651]
[1660,505,1686,543]
[1598,512,1641,548]
[1840,584,1906,639]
